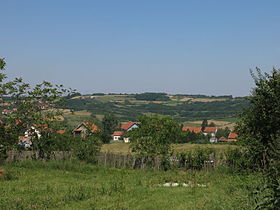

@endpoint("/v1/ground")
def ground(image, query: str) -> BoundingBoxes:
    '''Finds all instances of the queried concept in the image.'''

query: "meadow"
[0,160,260,210]
[101,142,239,154]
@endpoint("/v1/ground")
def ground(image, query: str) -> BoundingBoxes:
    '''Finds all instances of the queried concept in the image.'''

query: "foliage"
[75,136,101,163]
[216,127,231,139]
[134,92,170,101]
[223,148,251,173]
[208,122,216,127]
[0,58,75,158]
[65,92,81,99]
[237,67,280,208]
[179,130,208,143]
[201,119,208,131]
[129,115,181,158]
[99,114,119,143]
[177,147,215,170]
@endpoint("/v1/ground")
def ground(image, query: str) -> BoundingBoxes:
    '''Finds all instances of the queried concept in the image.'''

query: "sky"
[1,0,280,96]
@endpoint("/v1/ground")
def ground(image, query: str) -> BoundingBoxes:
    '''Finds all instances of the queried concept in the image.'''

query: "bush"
[221,148,253,175]
[75,136,101,164]
[177,148,215,170]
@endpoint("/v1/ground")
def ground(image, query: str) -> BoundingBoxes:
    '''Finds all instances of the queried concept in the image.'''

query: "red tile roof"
[203,127,217,133]
[121,121,137,131]
[227,138,237,142]
[219,137,228,142]
[228,132,238,139]
[182,126,201,133]
[83,121,99,132]
[113,131,125,136]
[56,130,66,134]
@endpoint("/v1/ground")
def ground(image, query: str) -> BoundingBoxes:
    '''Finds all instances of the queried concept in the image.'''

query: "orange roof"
[227,138,237,142]
[121,121,137,131]
[33,124,50,131]
[56,130,66,134]
[182,126,201,133]
[113,131,125,136]
[228,132,238,139]
[203,127,217,133]
[219,137,228,142]
[83,121,99,132]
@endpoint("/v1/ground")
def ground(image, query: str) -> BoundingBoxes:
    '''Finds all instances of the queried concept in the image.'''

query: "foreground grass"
[0,160,259,209]
[101,142,239,154]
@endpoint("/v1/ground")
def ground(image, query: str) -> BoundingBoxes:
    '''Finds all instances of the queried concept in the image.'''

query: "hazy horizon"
[1,1,280,97]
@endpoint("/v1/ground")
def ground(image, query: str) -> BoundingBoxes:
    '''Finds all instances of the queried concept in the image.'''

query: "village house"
[18,124,66,147]
[72,121,99,138]
[182,126,218,142]
[112,121,139,143]
[227,132,238,141]
[121,121,139,132]
[112,131,125,141]
[202,127,217,137]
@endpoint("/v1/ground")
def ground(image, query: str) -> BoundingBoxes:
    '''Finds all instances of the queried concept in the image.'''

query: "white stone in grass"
[161,182,179,187]
[171,183,179,187]
[182,183,190,187]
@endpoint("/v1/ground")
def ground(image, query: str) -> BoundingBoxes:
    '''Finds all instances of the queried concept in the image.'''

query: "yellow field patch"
[101,142,239,155]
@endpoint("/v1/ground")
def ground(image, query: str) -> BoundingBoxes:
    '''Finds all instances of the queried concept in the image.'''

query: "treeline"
[134,92,170,101]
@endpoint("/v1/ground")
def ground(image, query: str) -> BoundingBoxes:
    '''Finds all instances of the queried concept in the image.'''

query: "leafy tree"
[75,135,101,163]
[0,58,73,156]
[208,122,216,127]
[201,119,208,131]
[237,68,280,208]
[179,130,208,143]
[99,113,119,143]
[102,114,119,135]
[129,115,181,158]
[0,58,6,70]
[216,127,230,139]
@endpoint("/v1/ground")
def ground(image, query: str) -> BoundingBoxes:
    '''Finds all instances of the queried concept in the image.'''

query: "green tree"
[99,113,119,143]
[237,68,280,208]
[102,114,119,135]
[208,122,216,127]
[129,115,181,158]
[0,58,6,70]
[201,119,208,131]
[0,59,73,156]
[216,127,230,139]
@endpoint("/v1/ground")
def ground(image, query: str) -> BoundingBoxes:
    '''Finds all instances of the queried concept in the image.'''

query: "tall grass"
[0,160,261,209]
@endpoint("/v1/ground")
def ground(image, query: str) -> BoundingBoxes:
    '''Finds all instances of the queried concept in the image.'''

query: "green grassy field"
[0,160,259,209]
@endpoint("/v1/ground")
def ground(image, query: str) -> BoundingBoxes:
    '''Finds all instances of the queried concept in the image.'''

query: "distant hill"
[62,93,249,124]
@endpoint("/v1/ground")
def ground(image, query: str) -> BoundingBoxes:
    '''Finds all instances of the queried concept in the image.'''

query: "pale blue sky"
[1,0,280,96]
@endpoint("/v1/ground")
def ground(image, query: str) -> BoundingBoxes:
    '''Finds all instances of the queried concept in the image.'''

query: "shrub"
[75,136,101,164]
[177,148,215,170]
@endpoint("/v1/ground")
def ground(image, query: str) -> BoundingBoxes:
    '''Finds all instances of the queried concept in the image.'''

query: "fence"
[6,150,75,161]
[5,150,220,171]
